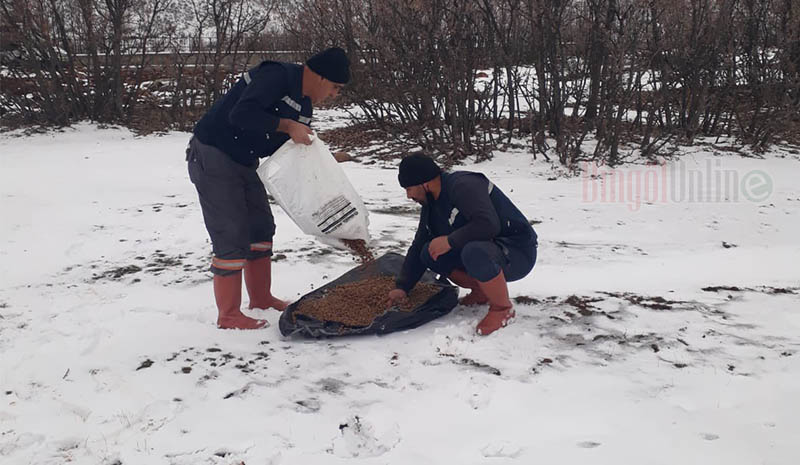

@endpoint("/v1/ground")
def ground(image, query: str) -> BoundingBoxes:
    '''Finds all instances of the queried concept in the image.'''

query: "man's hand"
[278,118,313,145]
[387,288,408,308]
[428,236,452,260]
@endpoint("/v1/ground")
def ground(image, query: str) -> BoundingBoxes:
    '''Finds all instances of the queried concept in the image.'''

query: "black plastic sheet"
[279,252,458,337]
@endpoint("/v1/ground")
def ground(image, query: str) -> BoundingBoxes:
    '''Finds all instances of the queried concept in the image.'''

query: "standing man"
[187,48,350,329]
[387,153,538,336]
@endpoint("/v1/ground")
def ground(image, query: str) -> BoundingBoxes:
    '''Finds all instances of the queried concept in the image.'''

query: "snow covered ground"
[1,113,799,465]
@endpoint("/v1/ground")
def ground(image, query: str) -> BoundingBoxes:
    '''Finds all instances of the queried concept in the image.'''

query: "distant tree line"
[2,0,798,165]
[1,0,279,131]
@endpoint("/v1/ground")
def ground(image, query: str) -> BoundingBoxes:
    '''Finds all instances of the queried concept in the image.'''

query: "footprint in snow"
[331,415,400,458]
[464,375,495,410]
[294,398,321,413]
[481,441,523,458]
[577,441,602,448]
[0,432,46,456]
[54,437,82,452]
[317,377,346,395]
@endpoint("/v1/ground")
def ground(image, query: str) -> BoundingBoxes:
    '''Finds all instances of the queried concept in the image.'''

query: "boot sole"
[249,306,286,312]
[217,320,270,330]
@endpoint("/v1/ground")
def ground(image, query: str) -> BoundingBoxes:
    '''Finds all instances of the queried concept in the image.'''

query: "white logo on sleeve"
[449,208,459,225]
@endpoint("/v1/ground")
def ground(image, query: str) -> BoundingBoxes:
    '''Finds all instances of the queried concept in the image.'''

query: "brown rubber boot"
[475,270,515,336]
[214,272,268,330]
[244,256,288,311]
[448,268,489,306]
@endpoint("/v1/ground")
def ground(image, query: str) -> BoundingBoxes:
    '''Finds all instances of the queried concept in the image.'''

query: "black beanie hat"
[306,47,351,84]
[398,153,442,188]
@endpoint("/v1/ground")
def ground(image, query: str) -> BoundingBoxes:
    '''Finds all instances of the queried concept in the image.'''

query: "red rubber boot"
[214,272,268,330]
[475,270,515,336]
[448,268,489,306]
[244,256,288,311]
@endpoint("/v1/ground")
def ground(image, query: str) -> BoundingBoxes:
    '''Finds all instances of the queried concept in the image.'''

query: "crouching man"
[387,154,538,335]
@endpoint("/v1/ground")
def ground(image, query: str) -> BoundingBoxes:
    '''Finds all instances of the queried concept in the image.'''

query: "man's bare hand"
[428,236,452,260]
[387,288,408,308]
[279,118,313,145]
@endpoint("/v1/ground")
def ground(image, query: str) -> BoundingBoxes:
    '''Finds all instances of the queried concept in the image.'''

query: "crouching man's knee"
[460,241,503,282]
[420,241,462,276]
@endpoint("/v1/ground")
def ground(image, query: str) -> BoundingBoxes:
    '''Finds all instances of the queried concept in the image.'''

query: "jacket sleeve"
[446,175,501,249]
[395,215,432,293]
[228,64,287,133]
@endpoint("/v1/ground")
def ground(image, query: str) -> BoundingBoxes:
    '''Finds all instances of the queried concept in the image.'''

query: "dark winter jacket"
[193,61,312,167]
[395,171,538,292]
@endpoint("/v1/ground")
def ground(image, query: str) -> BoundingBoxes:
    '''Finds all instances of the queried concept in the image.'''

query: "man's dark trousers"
[420,237,537,282]
[187,137,274,275]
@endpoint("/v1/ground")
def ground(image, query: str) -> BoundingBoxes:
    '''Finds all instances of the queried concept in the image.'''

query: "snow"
[1,113,799,464]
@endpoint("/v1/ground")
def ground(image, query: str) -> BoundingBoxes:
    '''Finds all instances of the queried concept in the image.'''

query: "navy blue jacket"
[193,61,313,167]
[396,171,538,292]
